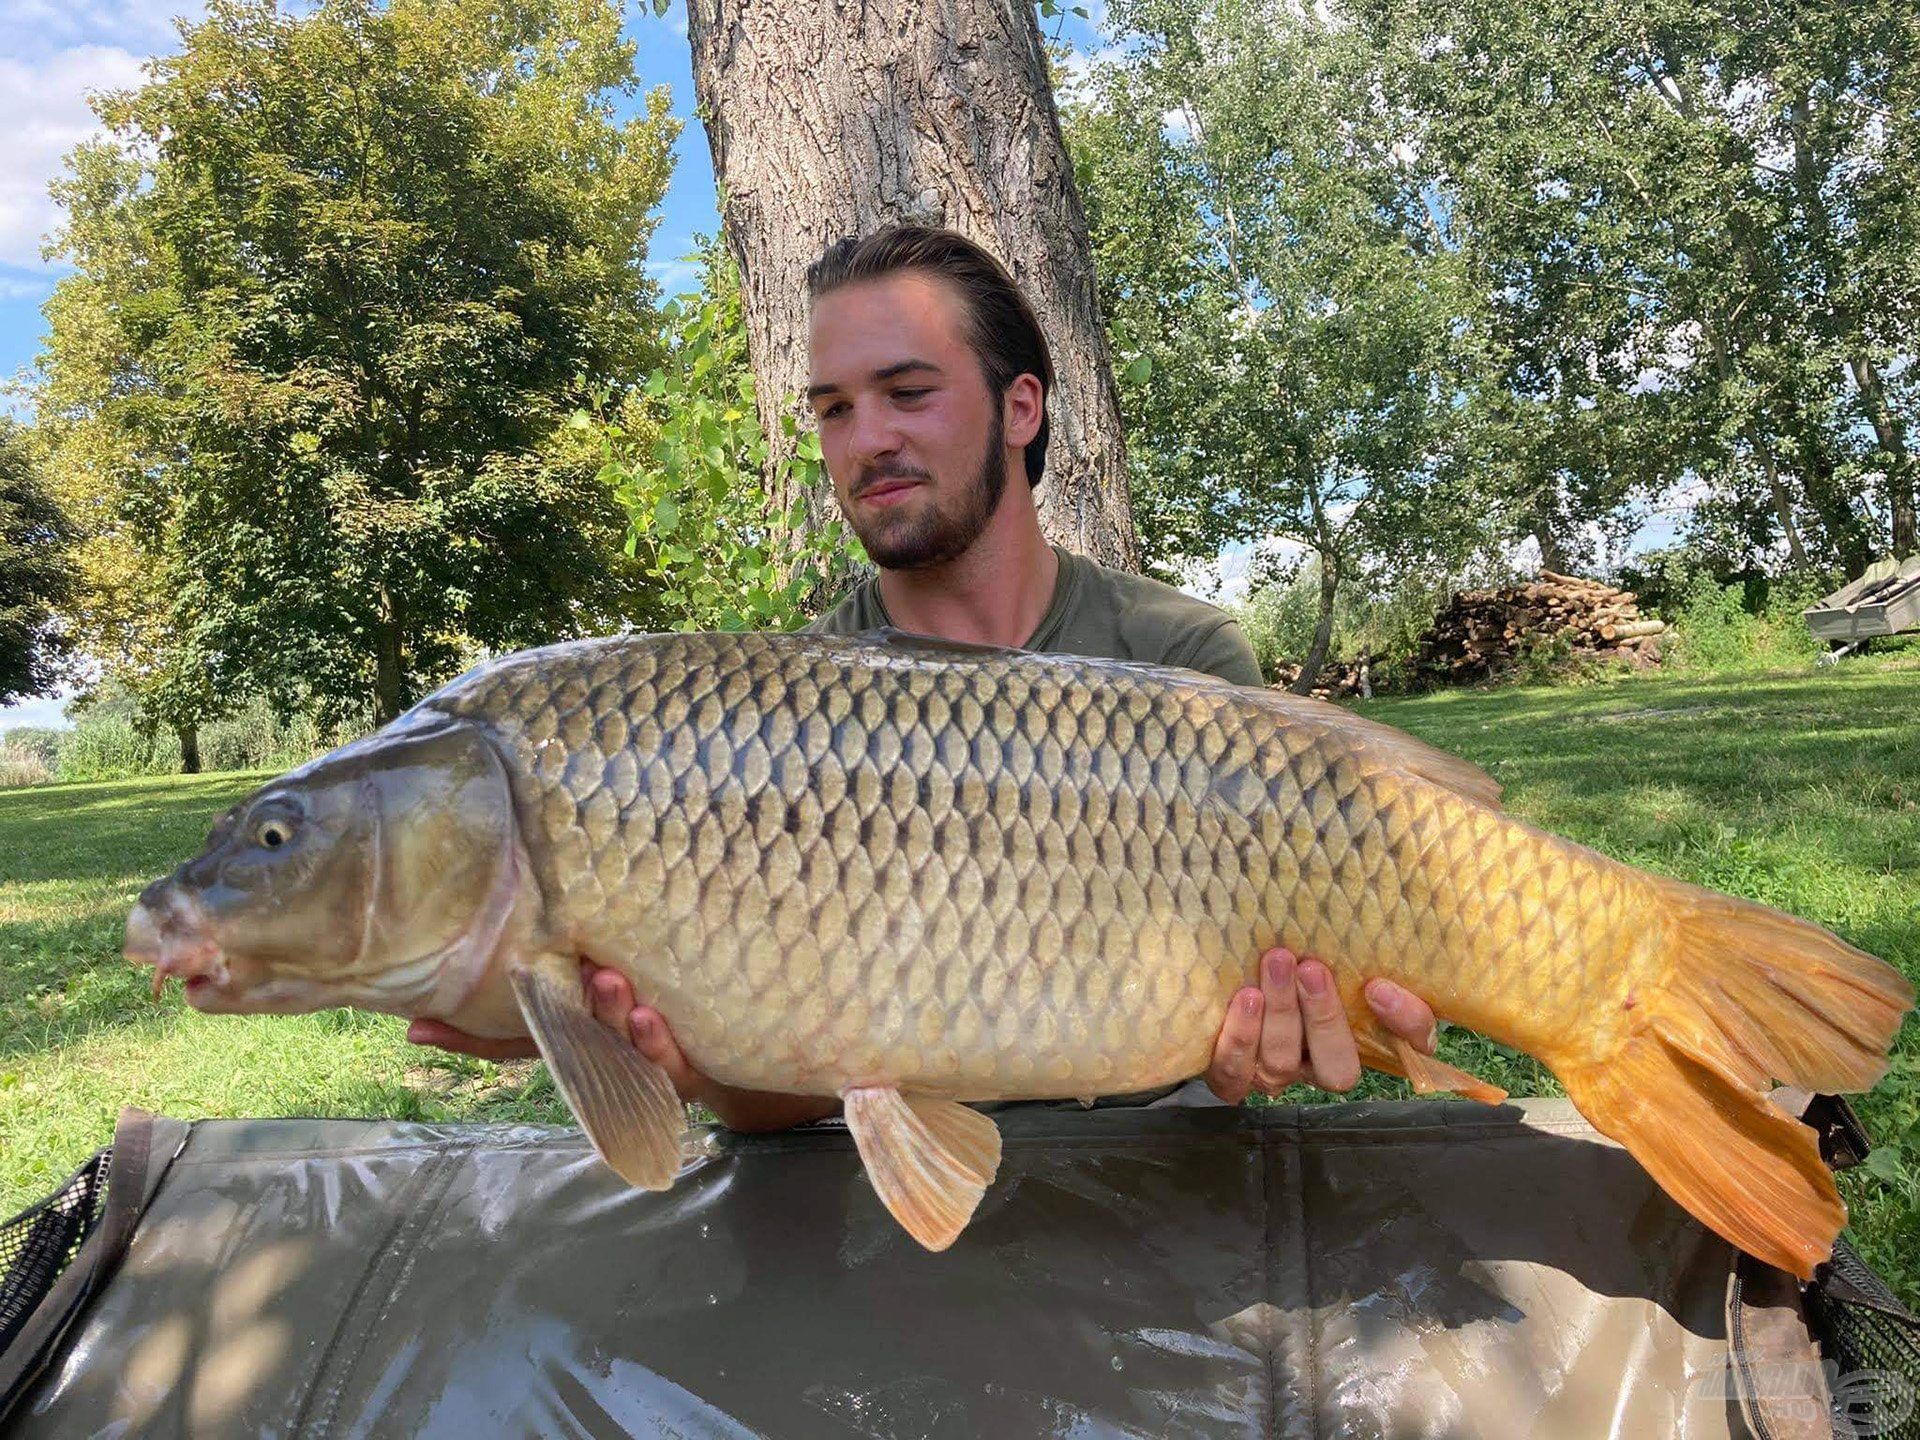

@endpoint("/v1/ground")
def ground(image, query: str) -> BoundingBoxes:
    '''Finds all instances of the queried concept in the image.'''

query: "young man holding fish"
[412,226,1441,1125]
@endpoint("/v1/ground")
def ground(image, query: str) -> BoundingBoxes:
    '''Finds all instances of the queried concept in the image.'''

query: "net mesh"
[0,1149,111,1358]
[1807,1241,1920,1440]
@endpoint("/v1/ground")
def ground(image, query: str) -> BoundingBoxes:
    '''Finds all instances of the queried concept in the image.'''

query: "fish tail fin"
[1558,878,1912,1279]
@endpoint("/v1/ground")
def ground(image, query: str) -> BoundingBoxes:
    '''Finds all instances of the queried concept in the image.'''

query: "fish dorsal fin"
[842,1087,1002,1251]
[1245,689,1505,810]
[851,627,1503,809]
[858,627,1022,661]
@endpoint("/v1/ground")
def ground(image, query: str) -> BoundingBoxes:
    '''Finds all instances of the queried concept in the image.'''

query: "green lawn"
[4,656,1916,1301]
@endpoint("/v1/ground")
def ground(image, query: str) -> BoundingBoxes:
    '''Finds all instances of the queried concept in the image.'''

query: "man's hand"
[1203,946,1435,1103]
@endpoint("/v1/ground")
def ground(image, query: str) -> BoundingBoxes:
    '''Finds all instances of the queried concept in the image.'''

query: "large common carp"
[125,630,1911,1273]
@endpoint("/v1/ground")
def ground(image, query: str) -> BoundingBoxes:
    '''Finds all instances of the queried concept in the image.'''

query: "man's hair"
[806,226,1054,486]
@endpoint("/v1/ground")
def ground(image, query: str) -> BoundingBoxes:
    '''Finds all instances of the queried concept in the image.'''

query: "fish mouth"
[127,890,232,1006]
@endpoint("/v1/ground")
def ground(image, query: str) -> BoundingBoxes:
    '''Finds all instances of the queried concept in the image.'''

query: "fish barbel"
[124,630,1912,1272]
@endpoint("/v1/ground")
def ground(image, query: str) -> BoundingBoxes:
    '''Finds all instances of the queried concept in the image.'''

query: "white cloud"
[0,269,55,300]
[645,256,702,296]
[0,1,189,61]
[0,44,149,267]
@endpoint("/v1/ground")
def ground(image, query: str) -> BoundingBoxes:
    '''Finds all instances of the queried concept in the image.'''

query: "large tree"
[1354,0,1920,575]
[0,420,72,708]
[683,0,1138,571]
[40,0,678,725]
[1070,0,1484,689]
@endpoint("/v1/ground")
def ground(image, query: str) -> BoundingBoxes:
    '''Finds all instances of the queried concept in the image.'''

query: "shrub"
[199,700,327,773]
[1666,575,1824,674]
[53,713,180,782]
[0,741,51,788]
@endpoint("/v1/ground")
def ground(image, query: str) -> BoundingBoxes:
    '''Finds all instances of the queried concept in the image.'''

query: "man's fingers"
[587,964,636,1030]
[1253,948,1304,1094]
[405,1018,538,1062]
[1205,987,1264,1104]
[628,1005,703,1100]
[1364,978,1439,1054]
[1296,960,1362,1092]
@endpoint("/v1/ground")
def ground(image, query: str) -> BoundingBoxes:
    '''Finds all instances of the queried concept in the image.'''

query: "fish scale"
[128,627,1912,1266]
[434,631,1632,1100]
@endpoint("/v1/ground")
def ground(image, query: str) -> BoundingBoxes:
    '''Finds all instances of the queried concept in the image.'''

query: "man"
[414,226,1438,1123]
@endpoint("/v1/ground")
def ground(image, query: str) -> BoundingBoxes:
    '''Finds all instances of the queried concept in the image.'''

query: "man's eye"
[821,402,847,419]
[894,389,931,403]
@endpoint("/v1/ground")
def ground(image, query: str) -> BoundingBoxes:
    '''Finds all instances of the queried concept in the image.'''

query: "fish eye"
[256,818,295,849]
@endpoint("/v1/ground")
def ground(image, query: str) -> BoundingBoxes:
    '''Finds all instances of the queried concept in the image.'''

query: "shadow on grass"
[2,773,264,887]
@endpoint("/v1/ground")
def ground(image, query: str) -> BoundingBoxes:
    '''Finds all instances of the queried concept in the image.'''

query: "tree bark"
[177,724,200,775]
[1289,551,1339,696]
[685,0,1138,571]
[373,587,406,726]
[1750,431,1808,569]
[1847,354,1917,558]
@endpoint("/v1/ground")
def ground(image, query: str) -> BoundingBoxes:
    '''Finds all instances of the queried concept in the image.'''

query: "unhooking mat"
[4,1098,1916,1439]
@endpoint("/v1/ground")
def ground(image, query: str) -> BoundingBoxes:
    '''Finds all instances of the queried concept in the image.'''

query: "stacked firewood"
[1270,657,1376,700]
[1414,571,1668,685]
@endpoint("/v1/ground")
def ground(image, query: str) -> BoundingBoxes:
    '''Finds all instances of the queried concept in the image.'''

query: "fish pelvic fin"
[1653,875,1913,1095]
[511,954,686,1191]
[842,1088,1002,1251]
[1558,1027,1843,1280]
[1353,1028,1510,1105]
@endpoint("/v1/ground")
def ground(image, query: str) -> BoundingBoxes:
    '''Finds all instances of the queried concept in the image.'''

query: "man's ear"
[1002,372,1045,450]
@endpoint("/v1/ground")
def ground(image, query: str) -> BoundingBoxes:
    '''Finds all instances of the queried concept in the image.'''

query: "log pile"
[1414,571,1668,685]
[1269,657,1375,700]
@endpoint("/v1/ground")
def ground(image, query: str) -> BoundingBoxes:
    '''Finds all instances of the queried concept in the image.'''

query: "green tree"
[587,239,856,632]
[0,420,73,707]
[1070,0,1486,689]
[1354,0,1919,575]
[39,0,678,726]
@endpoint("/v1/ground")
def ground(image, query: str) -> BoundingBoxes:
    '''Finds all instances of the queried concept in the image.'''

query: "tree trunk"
[1530,518,1570,577]
[373,588,406,726]
[685,0,1138,571]
[1848,354,1917,558]
[1289,554,1339,695]
[177,724,201,776]
[1750,432,1808,569]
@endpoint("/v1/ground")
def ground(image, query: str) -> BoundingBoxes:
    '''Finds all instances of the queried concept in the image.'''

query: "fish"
[123,629,1912,1273]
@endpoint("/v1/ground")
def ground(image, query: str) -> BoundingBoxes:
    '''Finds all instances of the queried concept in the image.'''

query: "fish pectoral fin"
[1355,1027,1509,1105]
[842,1087,1002,1252]
[510,956,685,1191]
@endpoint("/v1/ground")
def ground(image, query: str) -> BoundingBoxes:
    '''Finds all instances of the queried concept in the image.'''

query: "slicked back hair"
[806,226,1054,486]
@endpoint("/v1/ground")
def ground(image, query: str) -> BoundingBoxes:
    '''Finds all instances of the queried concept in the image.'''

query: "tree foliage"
[0,420,72,707]
[585,241,857,632]
[1069,0,1488,688]
[1351,0,1920,575]
[38,0,679,725]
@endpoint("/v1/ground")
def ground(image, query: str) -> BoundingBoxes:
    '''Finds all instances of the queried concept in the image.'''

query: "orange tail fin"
[1558,877,1913,1280]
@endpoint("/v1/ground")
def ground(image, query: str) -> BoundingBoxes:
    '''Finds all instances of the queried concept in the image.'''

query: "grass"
[4,655,1916,1302]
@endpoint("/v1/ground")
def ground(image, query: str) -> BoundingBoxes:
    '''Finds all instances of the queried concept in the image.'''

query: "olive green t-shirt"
[807,546,1263,687]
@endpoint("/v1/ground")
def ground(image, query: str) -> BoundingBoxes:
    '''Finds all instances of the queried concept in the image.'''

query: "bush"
[199,700,327,773]
[1665,575,1825,673]
[53,713,180,782]
[1234,562,1462,691]
[0,741,51,788]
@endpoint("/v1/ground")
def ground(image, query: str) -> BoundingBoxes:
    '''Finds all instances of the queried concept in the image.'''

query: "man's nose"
[844,399,902,467]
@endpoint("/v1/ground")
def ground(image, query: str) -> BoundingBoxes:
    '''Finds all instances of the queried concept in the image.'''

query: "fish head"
[125,718,524,1019]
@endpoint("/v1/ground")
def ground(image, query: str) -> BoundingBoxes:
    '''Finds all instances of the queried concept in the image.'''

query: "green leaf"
[653,496,680,535]
[1861,1148,1906,1185]
[1122,354,1153,385]
[652,0,671,15]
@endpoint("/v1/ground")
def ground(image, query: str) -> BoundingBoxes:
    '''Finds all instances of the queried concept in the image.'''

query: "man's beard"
[848,410,1008,571]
